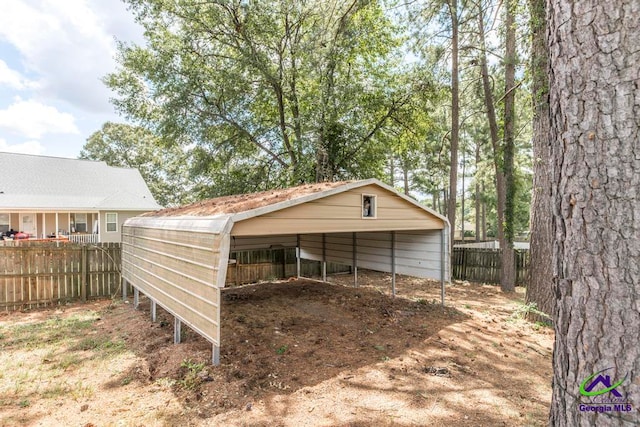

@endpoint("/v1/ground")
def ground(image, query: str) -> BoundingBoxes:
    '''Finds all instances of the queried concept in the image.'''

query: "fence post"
[461,248,467,281]
[80,245,87,302]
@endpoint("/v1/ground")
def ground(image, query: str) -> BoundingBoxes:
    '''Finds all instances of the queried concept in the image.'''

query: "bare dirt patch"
[0,271,553,426]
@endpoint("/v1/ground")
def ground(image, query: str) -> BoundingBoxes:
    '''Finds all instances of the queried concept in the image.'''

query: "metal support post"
[174,317,181,344]
[391,231,396,297]
[133,287,139,309]
[352,232,358,288]
[212,345,220,366]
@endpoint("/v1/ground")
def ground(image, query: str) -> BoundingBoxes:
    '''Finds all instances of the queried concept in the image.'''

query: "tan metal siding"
[231,185,444,236]
[122,220,225,346]
[232,218,443,236]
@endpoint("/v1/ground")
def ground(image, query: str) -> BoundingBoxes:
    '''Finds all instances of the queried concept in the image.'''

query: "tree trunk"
[477,5,506,244]
[500,0,517,292]
[442,188,448,217]
[481,182,487,240]
[389,156,395,187]
[548,0,640,424]
[403,161,410,195]
[461,147,466,240]
[404,172,409,195]
[447,0,460,247]
[475,144,481,242]
[525,0,553,323]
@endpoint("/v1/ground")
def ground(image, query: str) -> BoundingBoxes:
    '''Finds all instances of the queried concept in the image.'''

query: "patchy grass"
[1,312,96,349]
[0,305,134,422]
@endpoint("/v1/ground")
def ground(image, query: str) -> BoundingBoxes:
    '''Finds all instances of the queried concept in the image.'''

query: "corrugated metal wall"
[121,217,231,347]
[299,230,449,281]
[230,234,297,251]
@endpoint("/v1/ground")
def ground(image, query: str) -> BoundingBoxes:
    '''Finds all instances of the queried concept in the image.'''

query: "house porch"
[0,211,100,243]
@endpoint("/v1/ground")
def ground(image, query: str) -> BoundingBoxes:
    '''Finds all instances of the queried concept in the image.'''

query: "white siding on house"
[100,210,149,243]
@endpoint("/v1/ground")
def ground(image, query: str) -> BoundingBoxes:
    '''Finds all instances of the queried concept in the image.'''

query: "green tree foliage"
[106,0,415,188]
[79,122,192,207]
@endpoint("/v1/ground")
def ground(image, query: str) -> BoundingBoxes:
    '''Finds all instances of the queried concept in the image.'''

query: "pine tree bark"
[500,0,517,292]
[525,0,553,323]
[477,1,514,291]
[475,144,481,242]
[548,0,640,424]
[477,5,505,243]
[447,0,460,247]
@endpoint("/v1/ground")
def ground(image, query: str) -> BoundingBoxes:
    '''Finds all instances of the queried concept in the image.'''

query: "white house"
[0,152,162,243]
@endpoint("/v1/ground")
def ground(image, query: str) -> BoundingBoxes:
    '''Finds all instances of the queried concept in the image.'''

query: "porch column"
[96,212,101,243]
[41,213,45,238]
[55,213,59,238]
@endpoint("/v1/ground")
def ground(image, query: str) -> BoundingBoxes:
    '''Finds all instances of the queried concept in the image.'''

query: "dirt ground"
[0,271,553,426]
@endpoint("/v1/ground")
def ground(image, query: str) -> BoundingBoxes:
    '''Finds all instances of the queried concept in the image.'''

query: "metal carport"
[121,179,450,364]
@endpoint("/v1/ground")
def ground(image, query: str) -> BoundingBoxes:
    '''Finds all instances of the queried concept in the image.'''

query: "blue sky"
[0,0,143,158]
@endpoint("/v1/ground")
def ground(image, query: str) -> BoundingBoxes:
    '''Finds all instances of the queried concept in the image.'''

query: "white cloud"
[0,0,141,113]
[0,60,39,90]
[0,138,45,155]
[0,99,79,139]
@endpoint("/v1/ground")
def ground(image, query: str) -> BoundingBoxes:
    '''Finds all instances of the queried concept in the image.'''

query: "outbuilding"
[121,179,450,364]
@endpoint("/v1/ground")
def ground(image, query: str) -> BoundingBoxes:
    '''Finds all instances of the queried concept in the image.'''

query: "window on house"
[362,195,377,218]
[0,213,9,234]
[106,213,118,232]
[73,213,87,233]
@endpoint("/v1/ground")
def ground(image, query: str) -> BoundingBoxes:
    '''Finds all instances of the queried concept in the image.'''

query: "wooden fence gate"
[0,242,121,311]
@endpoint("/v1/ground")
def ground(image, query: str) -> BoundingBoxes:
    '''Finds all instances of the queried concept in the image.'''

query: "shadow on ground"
[122,278,468,419]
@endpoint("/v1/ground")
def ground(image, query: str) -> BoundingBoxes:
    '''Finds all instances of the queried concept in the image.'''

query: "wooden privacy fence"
[226,248,351,286]
[0,242,121,311]
[452,247,529,285]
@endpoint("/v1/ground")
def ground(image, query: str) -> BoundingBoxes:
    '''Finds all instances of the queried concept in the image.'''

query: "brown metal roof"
[146,181,351,217]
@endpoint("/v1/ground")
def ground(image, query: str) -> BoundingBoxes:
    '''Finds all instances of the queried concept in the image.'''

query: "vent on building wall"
[362,194,377,218]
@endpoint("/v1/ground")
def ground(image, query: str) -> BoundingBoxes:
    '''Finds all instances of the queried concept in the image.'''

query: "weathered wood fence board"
[0,242,121,311]
[225,248,351,286]
[452,248,529,285]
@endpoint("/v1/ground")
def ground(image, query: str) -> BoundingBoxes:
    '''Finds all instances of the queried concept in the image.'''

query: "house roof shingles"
[0,152,162,211]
